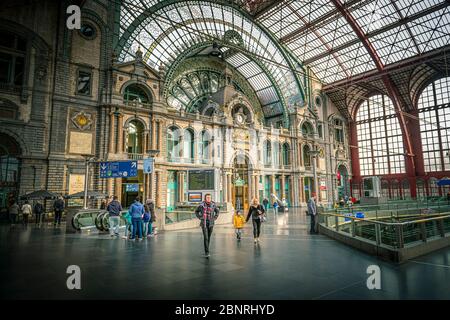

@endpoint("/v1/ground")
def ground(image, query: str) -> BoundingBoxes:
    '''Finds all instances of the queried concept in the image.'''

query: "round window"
[314,95,322,107]
[79,24,96,39]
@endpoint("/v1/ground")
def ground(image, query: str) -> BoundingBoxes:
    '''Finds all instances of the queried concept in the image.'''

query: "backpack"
[143,212,150,222]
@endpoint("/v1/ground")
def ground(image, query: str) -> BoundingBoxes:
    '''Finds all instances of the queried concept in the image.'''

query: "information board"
[188,170,214,190]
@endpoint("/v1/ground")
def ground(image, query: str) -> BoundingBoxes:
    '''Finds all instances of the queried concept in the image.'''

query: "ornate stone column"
[117,114,124,153]
[281,174,286,199]
[109,111,115,154]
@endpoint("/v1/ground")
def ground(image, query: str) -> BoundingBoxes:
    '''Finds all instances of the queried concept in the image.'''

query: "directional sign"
[100,161,137,178]
[143,158,154,174]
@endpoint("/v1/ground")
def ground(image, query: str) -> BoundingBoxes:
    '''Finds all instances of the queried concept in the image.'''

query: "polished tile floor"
[0,208,449,299]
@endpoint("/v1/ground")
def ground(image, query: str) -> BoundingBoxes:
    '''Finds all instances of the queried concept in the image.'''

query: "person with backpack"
[21,200,32,227]
[129,196,144,240]
[246,197,265,243]
[53,196,65,227]
[194,194,219,258]
[273,201,279,215]
[33,201,44,226]
[107,195,122,238]
[308,193,318,234]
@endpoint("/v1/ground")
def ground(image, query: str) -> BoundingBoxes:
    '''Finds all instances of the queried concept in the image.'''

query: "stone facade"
[0,0,351,212]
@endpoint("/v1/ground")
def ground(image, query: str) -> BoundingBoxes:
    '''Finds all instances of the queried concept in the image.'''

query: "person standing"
[129,196,144,240]
[9,201,19,226]
[142,204,151,237]
[308,193,318,234]
[262,198,269,212]
[146,199,156,237]
[273,200,279,215]
[195,194,219,258]
[33,201,44,226]
[21,200,32,227]
[53,196,65,227]
[246,197,265,243]
[107,196,122,238]
[233,209,245,241]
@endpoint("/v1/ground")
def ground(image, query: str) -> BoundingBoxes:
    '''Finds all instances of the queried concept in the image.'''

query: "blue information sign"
[143,158,154,174]
[100,161,137,178]
[125,184,139,192]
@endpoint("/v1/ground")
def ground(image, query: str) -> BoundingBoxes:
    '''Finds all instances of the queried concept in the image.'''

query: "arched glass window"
[263,141,272,166]
[334,118,344,143]
[126,120,144,155]
[123,84,151,105]
[282,143,290,166]
[183,129,194,163]
[301,122,314,137]
[200,130,210,163]
[418,77,450,172]
[356,94,405,176]
[273,141,280,168]
[303,145,311,167]
[317,124,323,139]
[167,126,181,162]
[0,31,26,86]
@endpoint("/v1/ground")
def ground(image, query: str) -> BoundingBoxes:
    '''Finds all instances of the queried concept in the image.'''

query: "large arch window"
[123,84,151,106]
[167,126,181,162]
[272,141,280,168]
[183,129,194,163]
[303,145,311,167]
[0,31,26,86]
[263,140,272,166]
[282,143,290,166]
[126,120,145,155]
[356,94,405,176]
[301,122,314,137]
[200,130,211,163]
[418,77,450,172]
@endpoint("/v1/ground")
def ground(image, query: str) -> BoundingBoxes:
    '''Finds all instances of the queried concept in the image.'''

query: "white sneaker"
[254,238,257,243]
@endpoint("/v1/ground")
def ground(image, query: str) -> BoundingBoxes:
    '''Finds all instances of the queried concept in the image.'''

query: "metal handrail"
[321,211,450,226]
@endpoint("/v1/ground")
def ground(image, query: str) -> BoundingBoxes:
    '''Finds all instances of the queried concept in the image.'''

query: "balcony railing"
[122,100,152,109]
[127,153,144,160]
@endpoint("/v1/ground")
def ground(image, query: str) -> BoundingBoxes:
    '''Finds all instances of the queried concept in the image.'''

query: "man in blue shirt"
[129,196,144,240]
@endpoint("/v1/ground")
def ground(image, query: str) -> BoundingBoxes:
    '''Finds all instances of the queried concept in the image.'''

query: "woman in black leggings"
[246,198,265,243]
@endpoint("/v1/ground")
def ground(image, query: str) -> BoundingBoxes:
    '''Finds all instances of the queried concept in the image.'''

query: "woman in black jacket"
[246,197,265,243]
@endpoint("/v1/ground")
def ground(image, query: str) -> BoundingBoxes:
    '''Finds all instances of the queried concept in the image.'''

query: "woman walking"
[245,198,265,243]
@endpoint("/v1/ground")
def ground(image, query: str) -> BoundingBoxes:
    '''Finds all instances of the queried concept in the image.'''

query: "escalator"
[72,210,127,232]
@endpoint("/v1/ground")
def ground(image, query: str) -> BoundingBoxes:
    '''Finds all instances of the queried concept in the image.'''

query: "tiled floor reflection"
[0,208,449,299]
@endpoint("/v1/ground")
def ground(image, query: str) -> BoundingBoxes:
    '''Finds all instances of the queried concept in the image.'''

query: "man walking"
[262,198,269,212]
[21,200,32,227]
[107,196,122,237]
[195,194,219,258]
[53,196,65,227]
[308,193,318,234]
[33,201,44,226]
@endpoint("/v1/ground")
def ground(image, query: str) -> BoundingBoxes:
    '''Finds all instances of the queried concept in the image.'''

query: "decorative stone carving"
[71,111,93,131]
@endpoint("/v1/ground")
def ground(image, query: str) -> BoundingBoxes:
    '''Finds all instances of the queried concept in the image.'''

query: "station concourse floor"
[0,208,449,300]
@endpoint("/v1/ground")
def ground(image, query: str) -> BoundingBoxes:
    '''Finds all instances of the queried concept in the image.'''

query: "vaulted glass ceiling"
[118,0,304,122]
[117,0,450,107]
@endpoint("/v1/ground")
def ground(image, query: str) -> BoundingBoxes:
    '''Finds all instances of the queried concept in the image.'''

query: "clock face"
[236,113,244,124]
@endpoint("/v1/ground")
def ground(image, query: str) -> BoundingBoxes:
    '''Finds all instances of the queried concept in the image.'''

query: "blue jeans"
[143,222,149,236]
[109,216,120,235]
[131,218,143,239]
[149,222,153,234]
[124,222,133,238]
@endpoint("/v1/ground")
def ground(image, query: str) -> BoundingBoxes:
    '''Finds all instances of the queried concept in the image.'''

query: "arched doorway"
[232,154,250,212]
[0,133,21,212]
